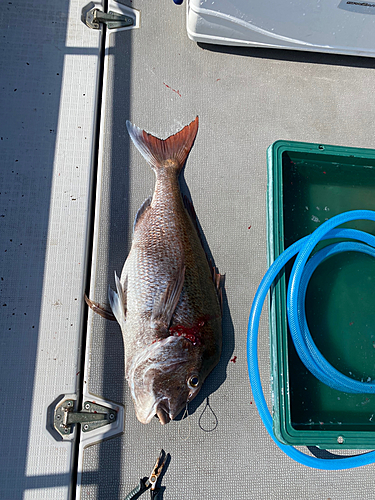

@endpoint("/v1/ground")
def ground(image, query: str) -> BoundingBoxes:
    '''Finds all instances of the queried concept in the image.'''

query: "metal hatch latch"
[54,399,117,438]
[85,8,134,30]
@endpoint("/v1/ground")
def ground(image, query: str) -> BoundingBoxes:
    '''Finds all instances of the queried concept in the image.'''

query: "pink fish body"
[108,117,222,424]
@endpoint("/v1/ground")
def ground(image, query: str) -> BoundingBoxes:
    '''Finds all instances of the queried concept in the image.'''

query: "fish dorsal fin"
[151,264,185,328]
[183,194,224,315]
[210,261,224,316]
[133,196,152,232]
[126,117,199,172]
[108,272,127,328]
[183,194,200,234]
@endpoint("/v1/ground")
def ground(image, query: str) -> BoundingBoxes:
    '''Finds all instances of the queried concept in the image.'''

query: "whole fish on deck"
[91,117,222,425]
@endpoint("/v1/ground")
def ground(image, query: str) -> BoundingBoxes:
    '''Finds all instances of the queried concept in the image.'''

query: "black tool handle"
[150,487,162,500]
[124,478,148,500]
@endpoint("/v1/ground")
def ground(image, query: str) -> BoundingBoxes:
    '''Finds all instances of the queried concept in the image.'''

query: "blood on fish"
[231,356,237,363]
[169,317,207,346]
[169,324,201,345]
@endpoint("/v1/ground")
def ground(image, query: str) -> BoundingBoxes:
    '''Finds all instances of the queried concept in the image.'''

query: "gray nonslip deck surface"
[3,0,375,498]
[0,0,101,498]
[80,1,375,499]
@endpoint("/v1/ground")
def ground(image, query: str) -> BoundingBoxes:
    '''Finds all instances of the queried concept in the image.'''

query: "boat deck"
[2,1,375,498]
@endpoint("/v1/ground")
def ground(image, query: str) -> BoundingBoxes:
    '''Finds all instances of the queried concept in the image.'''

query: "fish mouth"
[136,396,189,425]
[135,398,172,425]
[155,399,171,425]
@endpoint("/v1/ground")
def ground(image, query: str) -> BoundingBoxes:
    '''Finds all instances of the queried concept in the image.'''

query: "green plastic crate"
[267,140,375,449]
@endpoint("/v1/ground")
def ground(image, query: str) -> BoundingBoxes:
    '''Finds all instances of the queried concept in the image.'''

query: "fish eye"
[188,375,200,388]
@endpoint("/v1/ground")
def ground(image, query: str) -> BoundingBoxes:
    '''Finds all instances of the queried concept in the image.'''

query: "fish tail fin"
[126,116,199,172]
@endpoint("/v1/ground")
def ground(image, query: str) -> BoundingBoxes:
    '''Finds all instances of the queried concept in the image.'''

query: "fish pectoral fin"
[108,272,127,327]
[151,264,185,327]
[133,196,152,233]
[84,294,116,321]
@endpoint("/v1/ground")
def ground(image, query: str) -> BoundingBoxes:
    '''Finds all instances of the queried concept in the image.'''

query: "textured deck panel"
[0,1,101,498]
[81,1,375,499]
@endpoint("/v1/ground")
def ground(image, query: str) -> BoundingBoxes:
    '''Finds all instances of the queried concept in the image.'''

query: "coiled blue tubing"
[247,210,375,469]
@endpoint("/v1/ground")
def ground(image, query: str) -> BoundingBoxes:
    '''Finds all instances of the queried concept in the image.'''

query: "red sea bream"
[107,117,222,425]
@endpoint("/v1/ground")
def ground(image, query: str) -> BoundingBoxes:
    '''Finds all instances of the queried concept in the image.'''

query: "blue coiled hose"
[247,210,375,469]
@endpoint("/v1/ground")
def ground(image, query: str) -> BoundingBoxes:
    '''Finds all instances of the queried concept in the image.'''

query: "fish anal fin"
[126,117,199,172]
[133,196,152,232]
[108,273,127,328]
[84,294,116,321]
[151,264,186,328]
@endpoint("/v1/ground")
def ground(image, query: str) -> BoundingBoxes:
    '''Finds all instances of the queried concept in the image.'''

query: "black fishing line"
[198,397,218,432]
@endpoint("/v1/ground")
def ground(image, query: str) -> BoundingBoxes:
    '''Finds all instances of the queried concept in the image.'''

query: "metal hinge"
[54,399,117,438]
[85,8,134,30]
